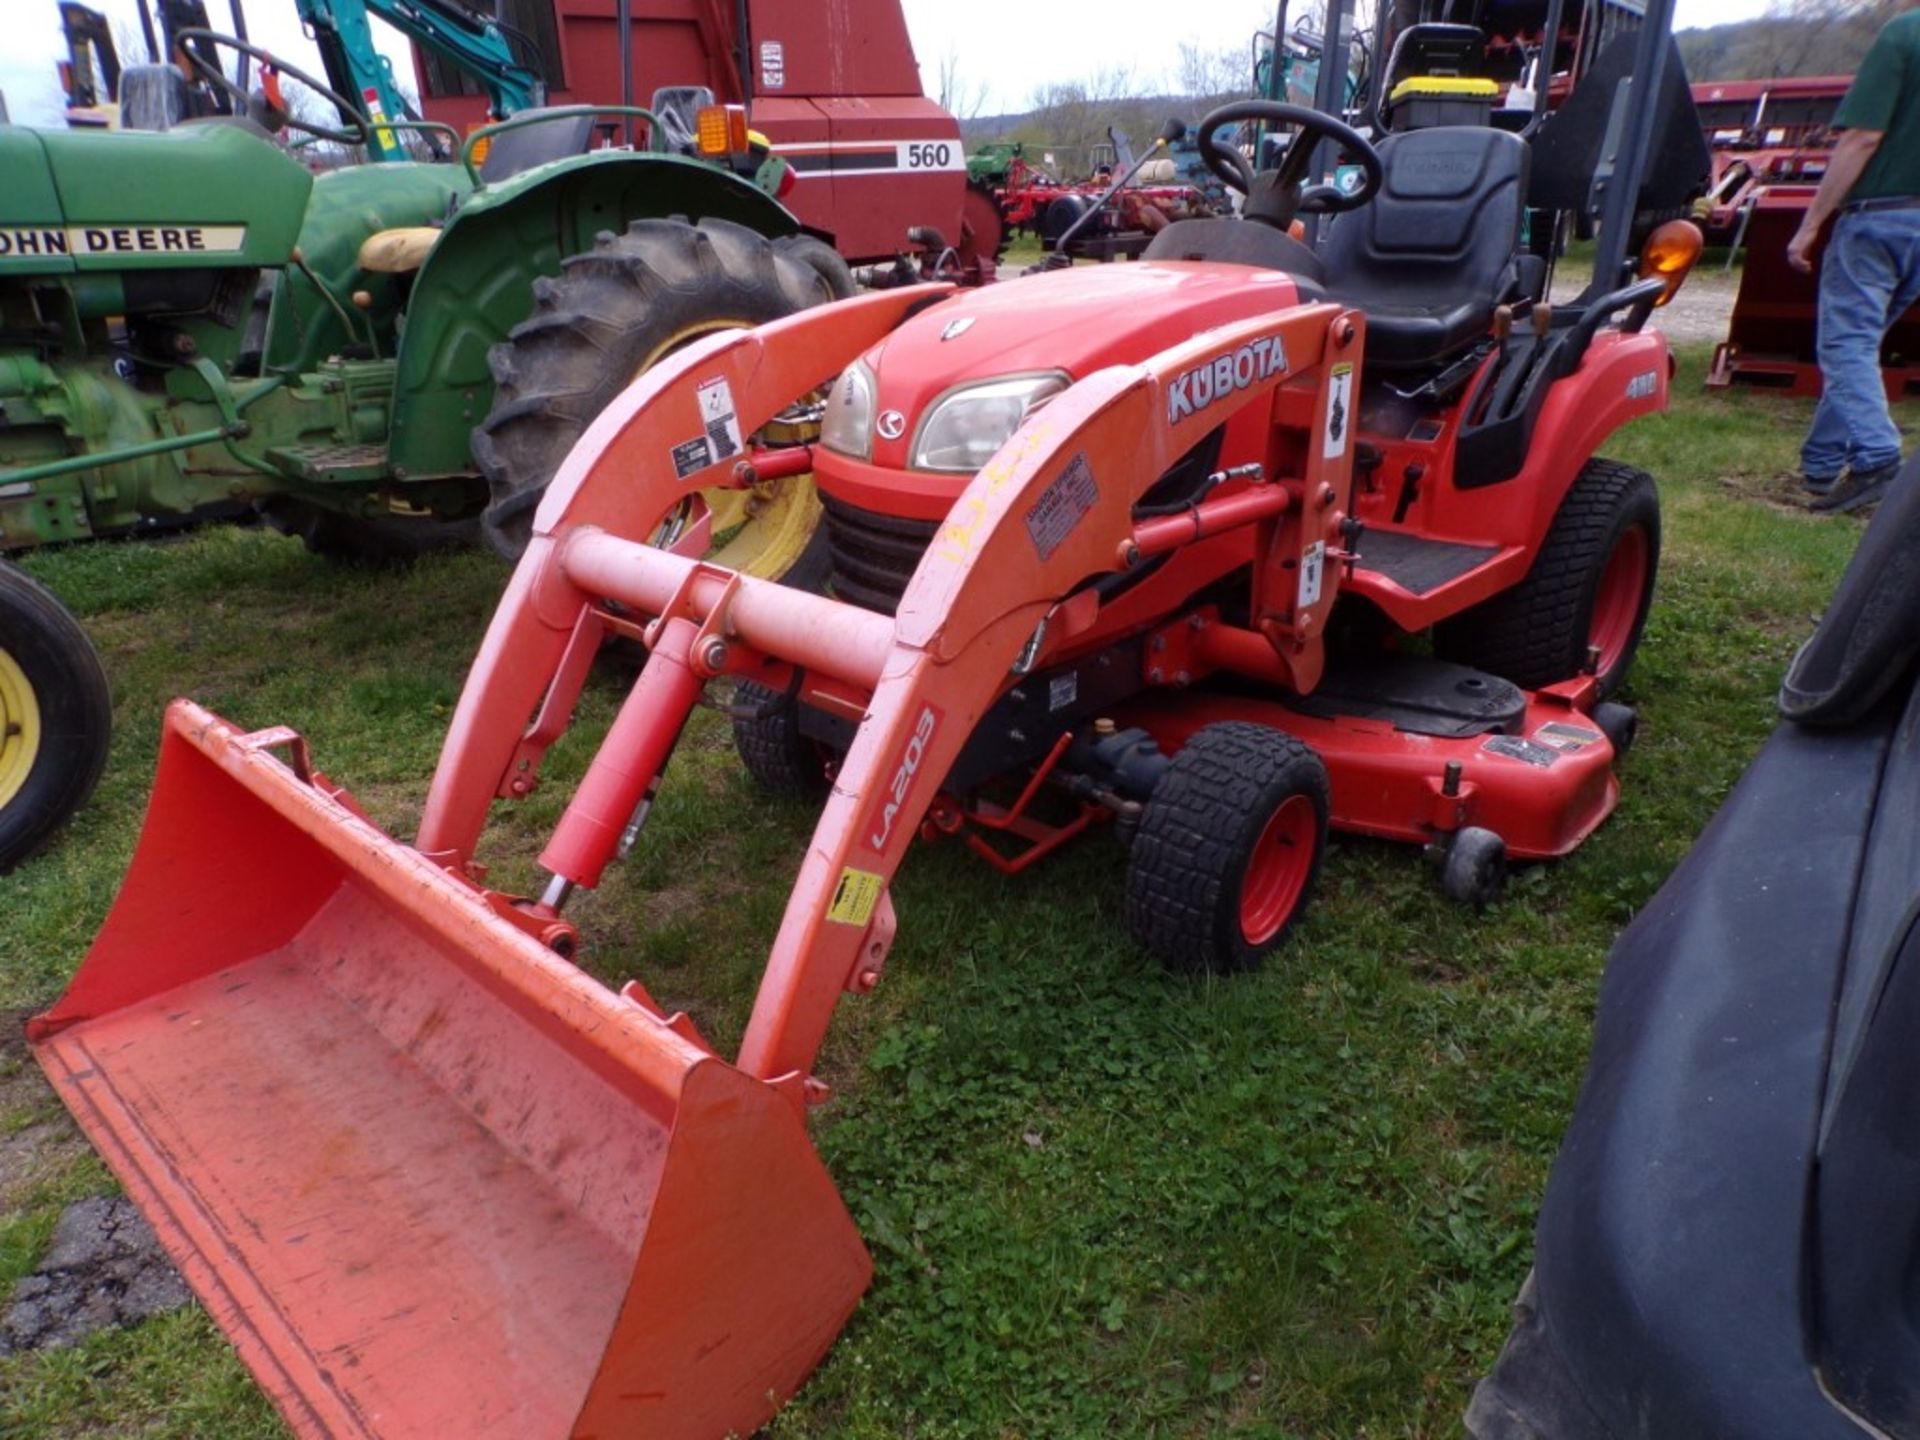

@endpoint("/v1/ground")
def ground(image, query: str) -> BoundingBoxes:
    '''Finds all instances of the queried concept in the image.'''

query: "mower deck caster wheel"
[1125,722,1329,975]
[1593,701,1638,758]
[1440,826,1508,908]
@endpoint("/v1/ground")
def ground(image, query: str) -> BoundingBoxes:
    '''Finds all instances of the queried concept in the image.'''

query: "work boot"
[1797,468,1843,496]
[1810,460,1899,514]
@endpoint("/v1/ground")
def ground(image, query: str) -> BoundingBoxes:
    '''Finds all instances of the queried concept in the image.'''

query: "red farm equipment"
[1696,75,1920,398]
[410,0,1000,270]
[27,0,1708,1435]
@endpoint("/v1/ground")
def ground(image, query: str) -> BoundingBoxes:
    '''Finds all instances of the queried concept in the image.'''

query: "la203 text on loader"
[28,2,1707,1432]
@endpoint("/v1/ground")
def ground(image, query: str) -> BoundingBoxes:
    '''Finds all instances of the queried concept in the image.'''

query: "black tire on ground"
[772,234,858,299]
[0,565,112,873]
[730,681,831,799]
[1435,459,1661,698]
[1125,722,1330,975]
[473,217,838,561]
[1440,826,1508,907]
[257,498,479,564]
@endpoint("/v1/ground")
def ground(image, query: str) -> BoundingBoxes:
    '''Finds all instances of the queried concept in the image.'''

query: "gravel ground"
[1552,257,1738,346]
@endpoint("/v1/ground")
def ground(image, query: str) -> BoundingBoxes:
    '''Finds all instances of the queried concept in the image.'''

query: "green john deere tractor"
[0,34,848,570]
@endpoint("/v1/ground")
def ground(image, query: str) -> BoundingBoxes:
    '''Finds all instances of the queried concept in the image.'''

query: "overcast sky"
[1,0,1780,130]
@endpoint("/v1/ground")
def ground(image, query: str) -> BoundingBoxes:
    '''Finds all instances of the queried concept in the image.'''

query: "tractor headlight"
[910,373,1071,473]
[819,360,877,460]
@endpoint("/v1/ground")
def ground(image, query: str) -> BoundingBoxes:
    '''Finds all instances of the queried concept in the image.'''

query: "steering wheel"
[1195,100,1384,231]
[173,29,371,147]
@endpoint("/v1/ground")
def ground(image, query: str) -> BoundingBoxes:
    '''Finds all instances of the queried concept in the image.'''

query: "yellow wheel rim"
[0,644,41,812]
[632,320,823,582]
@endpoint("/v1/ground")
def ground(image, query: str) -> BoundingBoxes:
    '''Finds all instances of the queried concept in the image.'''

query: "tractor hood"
[836,261,1316,486]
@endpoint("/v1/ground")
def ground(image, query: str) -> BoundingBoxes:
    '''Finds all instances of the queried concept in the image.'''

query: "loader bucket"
[28,700,870,1440]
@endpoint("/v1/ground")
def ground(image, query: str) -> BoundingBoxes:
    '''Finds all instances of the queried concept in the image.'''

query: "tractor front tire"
[1436,459,1660,698]
[731,682,832,800]
[1125,723,1329,975]
[0,565,111,874]
[474,217,838,567]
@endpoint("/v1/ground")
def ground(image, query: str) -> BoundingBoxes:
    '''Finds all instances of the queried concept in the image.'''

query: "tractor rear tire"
[0,564,111,874]
[1125,722,1329,975]
[731,682,832,800]
[473,217,838,566]
[1435,459,1660,698]
[772,234,858,299]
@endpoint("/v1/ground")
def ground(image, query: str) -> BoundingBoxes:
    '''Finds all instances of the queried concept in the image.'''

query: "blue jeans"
[1801,208,1920,478]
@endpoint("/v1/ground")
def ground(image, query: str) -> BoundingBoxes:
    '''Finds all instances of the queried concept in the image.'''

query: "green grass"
[0,348,1894,1438]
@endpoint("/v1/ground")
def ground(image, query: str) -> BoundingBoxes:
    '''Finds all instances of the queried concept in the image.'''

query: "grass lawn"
[0,346,1895,1438]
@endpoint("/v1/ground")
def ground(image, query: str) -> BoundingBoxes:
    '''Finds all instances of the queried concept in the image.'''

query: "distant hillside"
[1677,2,1897,82]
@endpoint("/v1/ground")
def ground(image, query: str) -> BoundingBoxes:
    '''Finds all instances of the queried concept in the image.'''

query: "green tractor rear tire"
[473,217,851,579]
[0,564,111,873]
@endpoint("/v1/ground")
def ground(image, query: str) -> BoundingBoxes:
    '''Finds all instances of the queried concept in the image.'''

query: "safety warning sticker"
[1049,671,1078,711]
[1298,540,1325,610]
[1325,362,1354,459]
[827,867,885,927]
[1483,734,1559,768]
[1536,721,1602,752]
[760,40,785,89]
[696,376,744,462]
[1025,452,1098,560]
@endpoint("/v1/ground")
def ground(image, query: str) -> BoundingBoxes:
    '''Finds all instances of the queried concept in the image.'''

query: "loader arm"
[422,288,1359,1081]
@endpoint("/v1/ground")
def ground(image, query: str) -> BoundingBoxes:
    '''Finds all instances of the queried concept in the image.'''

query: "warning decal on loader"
[696,377,745,462]
[1025,452,1098,560]
[1324,363,1353,459]
[828,868,885,927]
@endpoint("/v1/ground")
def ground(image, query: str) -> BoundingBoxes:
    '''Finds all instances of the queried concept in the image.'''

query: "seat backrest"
[649,86,714,155]
[479,107,597,182]
[119,63,191,133]
[1318,126,1528,311]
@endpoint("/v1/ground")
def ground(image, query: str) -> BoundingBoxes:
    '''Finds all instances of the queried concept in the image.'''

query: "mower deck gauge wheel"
[1440,826,1509,908]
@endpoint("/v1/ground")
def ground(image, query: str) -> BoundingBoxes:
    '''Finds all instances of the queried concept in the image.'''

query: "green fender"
[387,153,804,479]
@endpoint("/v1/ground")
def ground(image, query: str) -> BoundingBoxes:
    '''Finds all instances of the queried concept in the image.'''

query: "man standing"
[1788,4,1920,514]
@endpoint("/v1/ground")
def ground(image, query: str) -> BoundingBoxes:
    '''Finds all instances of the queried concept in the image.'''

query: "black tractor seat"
[1318,126,1530,369]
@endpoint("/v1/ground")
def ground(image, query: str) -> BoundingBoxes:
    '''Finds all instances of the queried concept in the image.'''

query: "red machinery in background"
[411,0,995,267]
[1695,74,1920,398]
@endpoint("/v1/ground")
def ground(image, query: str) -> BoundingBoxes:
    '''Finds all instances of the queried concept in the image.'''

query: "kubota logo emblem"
[1167,335,1289,425]
[877,409,907,440]
[867,704,940,851]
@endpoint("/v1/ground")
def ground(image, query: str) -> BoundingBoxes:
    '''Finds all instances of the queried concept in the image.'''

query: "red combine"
[411,0,995,267]
[1697,74,1920,397]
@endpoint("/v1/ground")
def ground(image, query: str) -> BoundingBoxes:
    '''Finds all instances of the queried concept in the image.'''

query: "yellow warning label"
[827,867,885,927]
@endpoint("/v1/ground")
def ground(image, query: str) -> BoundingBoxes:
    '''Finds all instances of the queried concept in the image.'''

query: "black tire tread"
[1125,722,1328,975]
[1435,458,1659,696]
[0,565,112,873]
[475,217,832,559]
[731,682,831,799]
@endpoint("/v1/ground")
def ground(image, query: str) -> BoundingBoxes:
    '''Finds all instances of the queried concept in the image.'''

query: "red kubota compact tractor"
[29,4,1708,1438]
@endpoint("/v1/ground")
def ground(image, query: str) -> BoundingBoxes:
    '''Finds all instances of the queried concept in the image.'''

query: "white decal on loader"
[867,704,940,852]
[1626,370,1660,400]
[1167,335,1289,425]
[0,225,247,258]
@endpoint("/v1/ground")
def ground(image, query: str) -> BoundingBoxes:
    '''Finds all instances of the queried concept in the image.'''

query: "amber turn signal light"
[696,103,751,156]
[1638,220,1704,308]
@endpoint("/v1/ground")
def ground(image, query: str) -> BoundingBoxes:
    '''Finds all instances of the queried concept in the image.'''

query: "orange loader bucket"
[29,701,870,1440]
